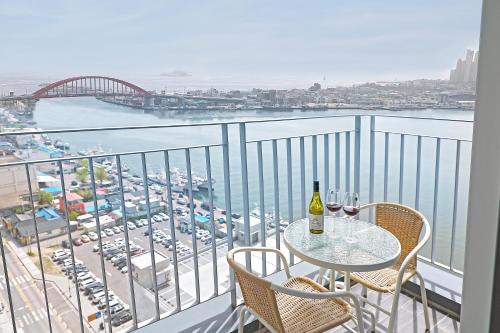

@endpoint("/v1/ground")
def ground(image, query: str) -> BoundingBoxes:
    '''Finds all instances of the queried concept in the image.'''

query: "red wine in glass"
[326,202,342,212]
[343,206,360,216]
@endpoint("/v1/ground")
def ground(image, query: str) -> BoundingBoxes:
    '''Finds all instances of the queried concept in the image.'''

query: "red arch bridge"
[31,76,151,98]
[0,75,245,108]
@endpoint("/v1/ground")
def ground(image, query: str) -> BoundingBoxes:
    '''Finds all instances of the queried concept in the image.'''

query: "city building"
[234,216,261,244]
[450,49,479,84]
[58,191,84,214]
[6,208,75,244]
[0,154,38,209]
[131,251,171,289]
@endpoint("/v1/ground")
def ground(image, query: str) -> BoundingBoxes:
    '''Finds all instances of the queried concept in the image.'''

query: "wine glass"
[326,188,342,217]
[343,192,360,244]
[343,192,360,218]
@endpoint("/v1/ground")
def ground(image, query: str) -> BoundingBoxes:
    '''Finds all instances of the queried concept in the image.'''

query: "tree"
[77,189,93,202]
[75,167,88,184]
[68,210,80,221]
[95,166,108,184]
[38,191,54,205]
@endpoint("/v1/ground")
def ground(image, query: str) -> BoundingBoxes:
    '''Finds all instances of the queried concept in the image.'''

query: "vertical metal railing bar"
[286,138,294,265]
[312,136,318,180]
[369,117,375,221]
[345,132,351,193]
[323,134,330,206]
[220,124,236,306]
[354,116,361,195]
[139,153,161,319]
[88,158,114,332]
[57,160,85,333]
[335,133,340,189]
[383,133,389,202]
[204,147,219,297]
[431,138,441,262]
[415,136,422,211]
[0,229,17,333]
[399,134,405,204]
[115,156,138,327]
[450,140,461,269]
[272,139,281,271]
[24,164,53,332]
[257,142,267,276]
[163,151,182,311]
[300,137,306,218]
[238,124,252,271]
[184,149,201,304]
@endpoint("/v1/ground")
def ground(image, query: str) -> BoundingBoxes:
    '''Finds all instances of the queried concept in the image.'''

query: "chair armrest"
[396,216,431,285]
[227,247,291,278]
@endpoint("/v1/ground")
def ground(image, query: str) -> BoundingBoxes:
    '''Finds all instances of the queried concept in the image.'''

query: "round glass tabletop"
[284,217,401,272]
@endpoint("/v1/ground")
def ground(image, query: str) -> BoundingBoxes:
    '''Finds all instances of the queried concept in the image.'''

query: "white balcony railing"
[0,114,472,332]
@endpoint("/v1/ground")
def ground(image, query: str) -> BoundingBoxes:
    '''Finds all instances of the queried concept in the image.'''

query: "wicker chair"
[227,247,367,333]
[349,203,431,333]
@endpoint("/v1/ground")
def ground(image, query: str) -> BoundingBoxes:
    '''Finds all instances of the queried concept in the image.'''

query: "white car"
[126,222,136,230]
[104,229,114,236]
[88,232,98,241]
[112,227,121,234]
[121,266,128,274]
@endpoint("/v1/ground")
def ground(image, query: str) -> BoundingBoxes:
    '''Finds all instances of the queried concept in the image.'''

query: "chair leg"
[238,306,247,333]
[415,271,430,331]
[361,285,367,307]
[387,286,402,333]
[351,298,366,333]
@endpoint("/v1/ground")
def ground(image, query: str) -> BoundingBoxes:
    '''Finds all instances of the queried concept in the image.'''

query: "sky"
[0,0,483,90]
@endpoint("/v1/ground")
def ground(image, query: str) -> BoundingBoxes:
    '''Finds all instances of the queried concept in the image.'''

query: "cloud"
[160,70,192,78]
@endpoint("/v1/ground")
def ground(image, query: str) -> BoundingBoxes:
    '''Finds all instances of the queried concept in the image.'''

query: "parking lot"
[65,214,229,322]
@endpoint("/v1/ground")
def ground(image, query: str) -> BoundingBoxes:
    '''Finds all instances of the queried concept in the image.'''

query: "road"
[0,241,70,333]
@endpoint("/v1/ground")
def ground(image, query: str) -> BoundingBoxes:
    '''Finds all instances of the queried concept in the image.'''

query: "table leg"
[345,271,351,291]
[329,270,336,291]
[317,267,326,285]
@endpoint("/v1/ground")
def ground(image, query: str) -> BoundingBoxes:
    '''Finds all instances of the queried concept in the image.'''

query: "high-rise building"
[450,49,479,84]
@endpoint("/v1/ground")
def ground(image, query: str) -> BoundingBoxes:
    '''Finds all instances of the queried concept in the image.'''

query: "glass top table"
[284,216,401,273]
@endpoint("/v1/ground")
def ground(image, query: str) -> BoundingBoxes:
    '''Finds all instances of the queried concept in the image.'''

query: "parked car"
[85,284,103,296]
[52,249,70,258]
[112,310,132,326]
[126,222,136,230]
[73,239,83,246]
[120,266,128,274]
[61,240,71,249]
[104,228,114,236]
[112,226,121,234]
[80,235,90,243]
[88,232,99,241]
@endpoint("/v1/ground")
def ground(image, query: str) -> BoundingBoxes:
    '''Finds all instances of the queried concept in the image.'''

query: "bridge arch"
[32,76,151,98]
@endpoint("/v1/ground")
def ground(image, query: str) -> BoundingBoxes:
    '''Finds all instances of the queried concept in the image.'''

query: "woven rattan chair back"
[374,203,424,270]
[227,251,286,333]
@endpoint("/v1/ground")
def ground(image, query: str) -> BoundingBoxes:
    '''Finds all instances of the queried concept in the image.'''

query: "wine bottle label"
[309,213,324,231]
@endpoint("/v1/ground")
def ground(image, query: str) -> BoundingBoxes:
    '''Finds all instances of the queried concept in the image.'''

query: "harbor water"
[32,97,474,271]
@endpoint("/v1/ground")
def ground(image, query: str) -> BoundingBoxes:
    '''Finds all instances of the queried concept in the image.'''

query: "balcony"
[0,114,470,332]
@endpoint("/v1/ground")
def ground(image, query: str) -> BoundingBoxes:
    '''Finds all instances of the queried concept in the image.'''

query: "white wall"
[460,0,500,331]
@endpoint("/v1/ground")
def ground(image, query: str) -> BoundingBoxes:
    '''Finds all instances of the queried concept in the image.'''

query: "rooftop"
[131,251,169,270]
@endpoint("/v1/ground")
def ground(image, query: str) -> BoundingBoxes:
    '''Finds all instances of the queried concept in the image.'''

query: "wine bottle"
[309,180,324,234]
